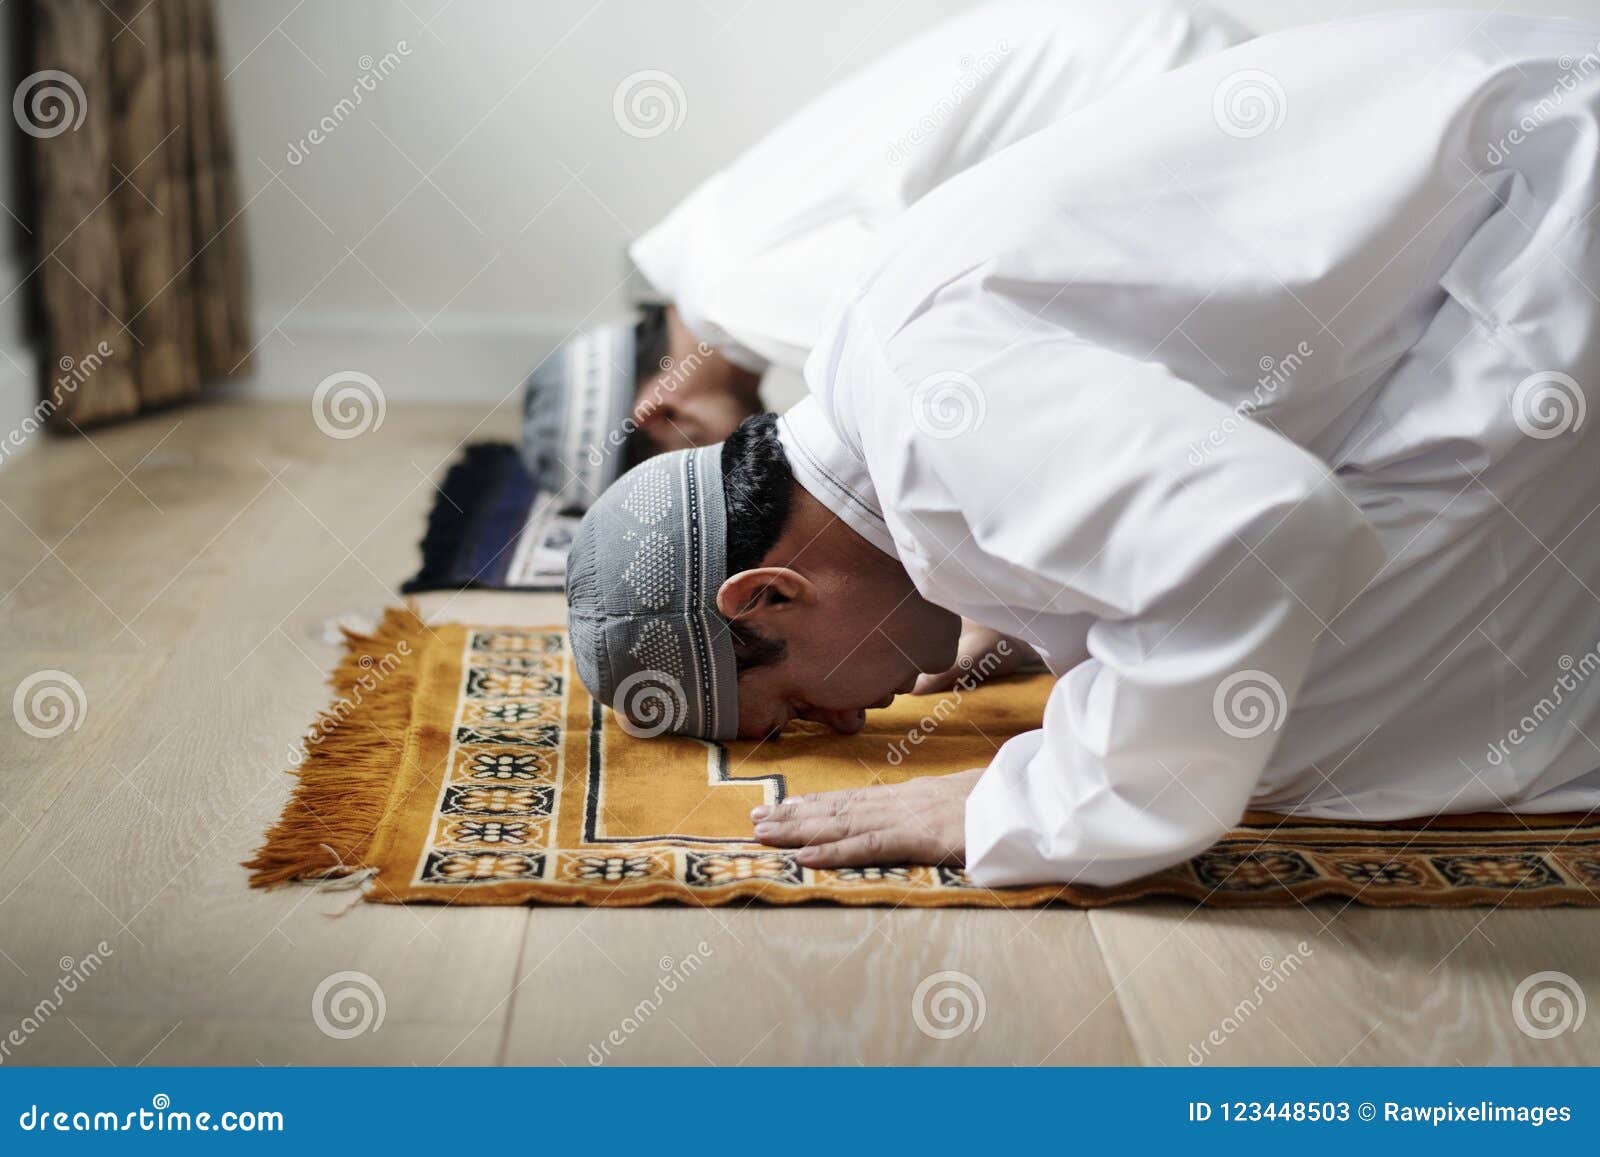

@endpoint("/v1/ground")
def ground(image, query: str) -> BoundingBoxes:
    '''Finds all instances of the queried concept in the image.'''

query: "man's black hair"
[720,413,793,672]
[722,413,793,573]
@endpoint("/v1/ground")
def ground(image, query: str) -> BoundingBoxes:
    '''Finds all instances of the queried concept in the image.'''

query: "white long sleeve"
[849,337,1383,887]
[958,413,1382,886]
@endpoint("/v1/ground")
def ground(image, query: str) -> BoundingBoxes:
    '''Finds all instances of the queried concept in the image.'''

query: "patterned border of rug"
[246,610,1600,907]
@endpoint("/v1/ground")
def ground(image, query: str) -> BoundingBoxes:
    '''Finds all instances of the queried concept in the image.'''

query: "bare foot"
[912,623,1044,695]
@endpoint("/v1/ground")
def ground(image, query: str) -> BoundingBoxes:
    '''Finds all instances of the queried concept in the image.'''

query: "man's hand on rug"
[912,623,1040,695]
[750,769,983,868]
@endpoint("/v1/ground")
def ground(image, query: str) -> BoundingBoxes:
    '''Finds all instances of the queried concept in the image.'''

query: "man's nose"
[801,706,867,735]
[632,401,697,452]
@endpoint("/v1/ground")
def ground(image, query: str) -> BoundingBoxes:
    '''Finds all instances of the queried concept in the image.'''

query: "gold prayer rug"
[247,609,1600,907]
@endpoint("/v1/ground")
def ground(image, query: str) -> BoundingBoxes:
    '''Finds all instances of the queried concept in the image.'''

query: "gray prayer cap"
[566,445,738,741]
[520,321,638,507]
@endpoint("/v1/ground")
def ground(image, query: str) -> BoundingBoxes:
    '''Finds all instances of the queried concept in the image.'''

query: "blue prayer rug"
[402,443,577,593]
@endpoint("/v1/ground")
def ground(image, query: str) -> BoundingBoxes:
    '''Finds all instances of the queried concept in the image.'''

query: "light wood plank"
[501,906,1136,1065]
[4,1012,501,1067]
[0,402,528,1060]
[1091,903,1600,1066]
[0,651,162,861]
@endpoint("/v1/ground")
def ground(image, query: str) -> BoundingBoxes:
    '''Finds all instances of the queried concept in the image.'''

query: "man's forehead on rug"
[566,445,738,741]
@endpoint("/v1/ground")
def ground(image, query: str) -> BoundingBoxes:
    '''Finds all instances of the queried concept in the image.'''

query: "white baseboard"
[237,311,611,405]
[0,243,41,467]
[0,344,40,468]
[0,310,811,452]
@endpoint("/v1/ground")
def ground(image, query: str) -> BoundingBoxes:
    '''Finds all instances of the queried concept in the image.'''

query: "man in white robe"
[566,9,1600,888]
[526,1,1249,490]
[630,0,1250,387]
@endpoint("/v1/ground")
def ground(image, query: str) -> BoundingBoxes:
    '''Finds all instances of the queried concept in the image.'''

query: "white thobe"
[780,10,1600,887]
[630,0,1250,373]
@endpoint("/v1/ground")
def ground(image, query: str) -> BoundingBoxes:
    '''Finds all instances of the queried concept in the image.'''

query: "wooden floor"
[2,398,1597,1066]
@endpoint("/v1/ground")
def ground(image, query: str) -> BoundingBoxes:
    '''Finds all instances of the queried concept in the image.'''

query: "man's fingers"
[752,769,979,869]
[792,828,913,868]
[750,785,891,823]
[752,809,864,848]
[750,781,953,861]
[753,795,907,845]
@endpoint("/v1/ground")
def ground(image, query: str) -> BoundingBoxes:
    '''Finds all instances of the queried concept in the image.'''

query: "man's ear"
[716,567,814,622]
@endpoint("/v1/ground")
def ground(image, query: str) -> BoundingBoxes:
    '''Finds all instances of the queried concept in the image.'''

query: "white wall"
[219,0,976,402]
[217,0,1600,404]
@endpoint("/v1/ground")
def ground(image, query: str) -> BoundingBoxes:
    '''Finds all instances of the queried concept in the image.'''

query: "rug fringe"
[243,606,430,888]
